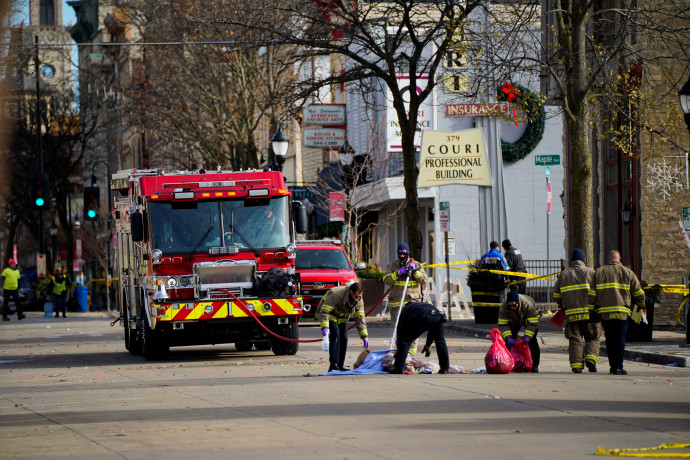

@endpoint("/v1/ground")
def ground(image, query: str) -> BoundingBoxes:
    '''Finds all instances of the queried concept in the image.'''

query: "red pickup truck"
[296,241,365,318]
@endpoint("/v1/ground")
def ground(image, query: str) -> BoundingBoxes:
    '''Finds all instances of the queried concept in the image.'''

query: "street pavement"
[0,312,689,459]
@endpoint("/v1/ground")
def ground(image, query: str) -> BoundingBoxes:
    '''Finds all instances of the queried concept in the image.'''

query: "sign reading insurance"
[418,129,492,187]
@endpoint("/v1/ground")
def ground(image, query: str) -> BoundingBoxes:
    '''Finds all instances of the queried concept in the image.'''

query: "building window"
[40,0,55,26]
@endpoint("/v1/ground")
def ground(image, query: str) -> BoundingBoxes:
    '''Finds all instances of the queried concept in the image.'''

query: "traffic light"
[30,173,50,209]
[84,186,100,220]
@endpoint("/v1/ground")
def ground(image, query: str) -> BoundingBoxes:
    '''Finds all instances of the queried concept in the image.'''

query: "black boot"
[328,363,340,372]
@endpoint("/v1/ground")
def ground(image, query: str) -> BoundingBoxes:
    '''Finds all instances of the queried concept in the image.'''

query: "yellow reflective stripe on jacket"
[319,305,334,328]
[596,282,631,290]
[498,319,510,325]
[501,330,511,338]
[597,306,630,314]
[560,283,590,293]
[526,317,539,324]
[632,288,644,297]
[553,292,561,299]
[524,329,536,338]
[565,307,590,315]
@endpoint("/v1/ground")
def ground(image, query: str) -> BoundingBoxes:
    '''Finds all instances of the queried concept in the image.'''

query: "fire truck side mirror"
[131,211,144,242]
[294,204,308,234]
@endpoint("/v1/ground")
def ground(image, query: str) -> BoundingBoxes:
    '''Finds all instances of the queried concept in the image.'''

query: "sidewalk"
[368,314,689,368]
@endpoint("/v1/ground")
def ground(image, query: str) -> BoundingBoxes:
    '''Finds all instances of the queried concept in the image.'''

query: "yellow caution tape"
[595,443,690,457]
[426,259,479,269]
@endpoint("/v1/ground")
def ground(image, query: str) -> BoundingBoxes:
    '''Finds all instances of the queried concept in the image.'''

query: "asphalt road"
[1,315,689,459]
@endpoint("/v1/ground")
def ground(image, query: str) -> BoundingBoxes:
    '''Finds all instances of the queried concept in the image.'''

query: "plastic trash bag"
[510,338,533,372]
[484,328,514,374]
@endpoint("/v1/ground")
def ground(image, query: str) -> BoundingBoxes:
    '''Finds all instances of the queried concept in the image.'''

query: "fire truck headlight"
[151,249,162,262]
[286,243,297,255]
[166,278,177,287]
[178,276,190,287]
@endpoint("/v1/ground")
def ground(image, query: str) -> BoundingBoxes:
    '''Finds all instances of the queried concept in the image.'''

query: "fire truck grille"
[195,261,256,296]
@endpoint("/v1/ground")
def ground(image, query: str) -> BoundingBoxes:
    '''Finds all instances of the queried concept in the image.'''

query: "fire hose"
[219,287,391,343]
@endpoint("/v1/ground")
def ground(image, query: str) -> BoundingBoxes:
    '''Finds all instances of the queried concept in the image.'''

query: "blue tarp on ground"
[319,349,395,376]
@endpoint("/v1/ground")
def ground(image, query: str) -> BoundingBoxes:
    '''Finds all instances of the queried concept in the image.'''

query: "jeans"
[602,319,628,371]
[328,321,348,368]
[2,289,22,317]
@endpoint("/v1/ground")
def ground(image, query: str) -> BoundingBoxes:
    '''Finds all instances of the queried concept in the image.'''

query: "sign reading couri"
[418,129,492,187]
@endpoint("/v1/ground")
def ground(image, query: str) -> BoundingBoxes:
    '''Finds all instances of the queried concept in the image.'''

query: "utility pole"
[35,36,45,256]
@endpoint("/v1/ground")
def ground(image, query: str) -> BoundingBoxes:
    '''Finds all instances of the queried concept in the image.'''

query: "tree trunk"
[401,122,422,259]
[565,3,594,266]
[570,115,593,265]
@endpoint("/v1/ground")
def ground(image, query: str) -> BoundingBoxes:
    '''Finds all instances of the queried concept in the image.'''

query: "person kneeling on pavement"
[390,302,450,374]
[319,283,368,372]
[498,291,541,373]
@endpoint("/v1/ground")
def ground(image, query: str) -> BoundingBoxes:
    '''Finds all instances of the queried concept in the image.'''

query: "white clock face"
[41,65,55,79]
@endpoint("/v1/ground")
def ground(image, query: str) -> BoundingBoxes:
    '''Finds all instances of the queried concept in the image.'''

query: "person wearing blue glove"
[390,302,449,374]
[383,242,428,353]
[318,283,368,372]
[498,291,541,372]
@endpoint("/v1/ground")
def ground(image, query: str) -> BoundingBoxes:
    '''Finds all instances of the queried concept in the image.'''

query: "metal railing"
[524,259,565,311]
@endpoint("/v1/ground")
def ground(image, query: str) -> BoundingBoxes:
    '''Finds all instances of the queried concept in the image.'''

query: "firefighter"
[319,283,369,372]
[553,248,601,373]
[498,291,540,373]
[391,302,450,374]
[589,250,645,375]
[383,242,428,353]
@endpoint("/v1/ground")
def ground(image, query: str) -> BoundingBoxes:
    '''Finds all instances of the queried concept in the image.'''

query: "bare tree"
[110,0,302,170]
[220,0,494,260]
[500,0,690,264]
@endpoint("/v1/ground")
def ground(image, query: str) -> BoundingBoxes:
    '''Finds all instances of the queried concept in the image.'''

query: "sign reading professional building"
[418,129,492,187]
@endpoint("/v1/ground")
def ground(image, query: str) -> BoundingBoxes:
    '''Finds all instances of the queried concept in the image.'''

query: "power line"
[9,41,246,47]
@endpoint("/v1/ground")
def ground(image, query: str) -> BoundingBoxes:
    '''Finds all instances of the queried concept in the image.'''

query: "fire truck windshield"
[149,196,289,253]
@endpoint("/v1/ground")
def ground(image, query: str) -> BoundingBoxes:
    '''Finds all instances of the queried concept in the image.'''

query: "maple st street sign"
[534,155,560,166]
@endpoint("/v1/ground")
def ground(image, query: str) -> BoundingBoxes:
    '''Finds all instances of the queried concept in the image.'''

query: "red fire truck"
[111,168,308,360]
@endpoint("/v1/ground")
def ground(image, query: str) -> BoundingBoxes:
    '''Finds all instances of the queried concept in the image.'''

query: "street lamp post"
[678,75,690,345]
[91,160,111,313]
[271,125,289,173]
[338,141,356,255]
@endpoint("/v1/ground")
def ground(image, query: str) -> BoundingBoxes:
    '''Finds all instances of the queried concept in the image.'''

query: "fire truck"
[111,168,308,360]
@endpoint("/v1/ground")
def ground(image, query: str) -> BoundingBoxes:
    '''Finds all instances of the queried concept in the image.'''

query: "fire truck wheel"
[271,320,299,356]
[126,309,142,355]
[141,316,169,360]
[234,342,253,352]
[254,341,272,351]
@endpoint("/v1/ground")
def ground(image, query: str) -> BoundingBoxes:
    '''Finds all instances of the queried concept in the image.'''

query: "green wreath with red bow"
[497,83,546,162]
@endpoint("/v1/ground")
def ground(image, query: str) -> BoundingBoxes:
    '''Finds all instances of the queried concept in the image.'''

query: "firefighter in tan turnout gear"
[498,291,541,373]
[589,250,645,375]
[383,242,428,353]
[553,249,602,373]
[319,283,369,372]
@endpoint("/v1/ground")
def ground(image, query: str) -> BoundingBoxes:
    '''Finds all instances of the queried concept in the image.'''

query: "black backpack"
[253,267,290,297]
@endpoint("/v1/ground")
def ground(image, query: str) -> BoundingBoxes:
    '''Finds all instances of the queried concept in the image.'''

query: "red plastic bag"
[550,309,565,327]
[510,338,533,372]
[484,328,514,374]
